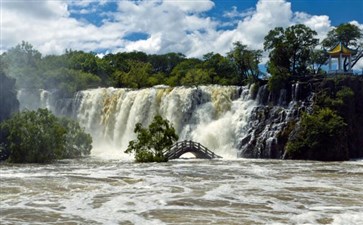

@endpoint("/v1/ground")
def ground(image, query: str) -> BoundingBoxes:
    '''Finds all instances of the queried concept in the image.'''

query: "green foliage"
[43,68,101,97]
[59,117,92,158]
[285,108,348,161]
[2,41,42,88]
[322,23,363,70]
[112,60,153,88]
[308,49,329,74]
[322,23,362,48]
[267,61,291,93]
[264,24,318,77]
[316,87,354,112]
[125,115,178,163]
[227,42,262,84]
[0,109,92,163]
[0,109,66,163]
[181,68,213,86]
[167,58,202,86]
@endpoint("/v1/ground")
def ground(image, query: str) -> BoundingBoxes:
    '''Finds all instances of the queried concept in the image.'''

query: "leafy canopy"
[322,23,363,70]
[0,109,92,163]
[125,115,178,163]
[264,24,318,92]
[285,108,347,161]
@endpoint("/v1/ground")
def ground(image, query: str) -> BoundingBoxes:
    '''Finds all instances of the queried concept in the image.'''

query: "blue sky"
[1,0,362,69]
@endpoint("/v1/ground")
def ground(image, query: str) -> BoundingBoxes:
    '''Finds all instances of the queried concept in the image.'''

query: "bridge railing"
[164,140,222,159]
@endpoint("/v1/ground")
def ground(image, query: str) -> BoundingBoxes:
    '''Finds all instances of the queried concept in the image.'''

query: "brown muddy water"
[1,158,363,225]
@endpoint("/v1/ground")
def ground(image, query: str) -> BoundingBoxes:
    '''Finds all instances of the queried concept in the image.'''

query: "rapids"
[1,158,363,224]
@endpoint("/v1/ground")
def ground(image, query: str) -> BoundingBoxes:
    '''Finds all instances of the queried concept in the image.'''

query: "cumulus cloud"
[1,0,362,65]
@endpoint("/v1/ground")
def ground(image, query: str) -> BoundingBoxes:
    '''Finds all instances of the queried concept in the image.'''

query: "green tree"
[264,24,319,76]
[322,23,363,71]
[2,41,42,88]
[125,115,179,163]
[113,60,153,88]
[285,108,348,161]
[167,58,202,86]
[0,109,93,163]
[227,42,262,84]
[0,109,66,163]
[148,52,185,75]
[43,68,101,97]
[181,68,213,86]
[308,49,329,74]
[59,117,92,158]
[203,52,237,84]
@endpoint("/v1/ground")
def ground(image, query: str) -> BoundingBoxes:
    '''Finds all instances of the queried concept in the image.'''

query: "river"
[1,157,362,225]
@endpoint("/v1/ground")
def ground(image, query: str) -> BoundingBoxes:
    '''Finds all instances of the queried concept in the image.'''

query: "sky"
[1,0,363,68]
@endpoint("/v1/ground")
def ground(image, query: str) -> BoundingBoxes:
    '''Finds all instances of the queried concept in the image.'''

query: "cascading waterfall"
[71,85,256,159]
[17,84,311,160]
[17,89,53,111]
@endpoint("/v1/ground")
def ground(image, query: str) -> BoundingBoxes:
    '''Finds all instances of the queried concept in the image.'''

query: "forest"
[1,23,361,98]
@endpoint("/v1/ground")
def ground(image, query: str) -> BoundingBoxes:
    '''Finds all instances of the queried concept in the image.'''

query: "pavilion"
[327,42,356,74]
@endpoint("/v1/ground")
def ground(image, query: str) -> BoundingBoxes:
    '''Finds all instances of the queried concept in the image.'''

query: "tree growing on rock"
[264,24,319,92]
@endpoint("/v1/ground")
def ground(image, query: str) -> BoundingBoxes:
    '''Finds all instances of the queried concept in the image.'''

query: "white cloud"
[1,0,362,66]
[163,0,214,13]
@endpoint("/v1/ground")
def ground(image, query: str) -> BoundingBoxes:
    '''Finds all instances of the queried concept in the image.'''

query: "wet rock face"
[238,76,363,160]
[238,81,314,159]
[238,103,305,159]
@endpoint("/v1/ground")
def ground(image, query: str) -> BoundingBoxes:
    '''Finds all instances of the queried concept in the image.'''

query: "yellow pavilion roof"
[328,42,356,56]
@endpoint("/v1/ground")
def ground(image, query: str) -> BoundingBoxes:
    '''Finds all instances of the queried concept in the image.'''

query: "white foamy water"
[71,86,255,159]
[1,158,362,225]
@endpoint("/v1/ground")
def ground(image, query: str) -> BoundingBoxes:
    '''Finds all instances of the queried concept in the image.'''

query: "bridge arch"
[164,140,222,160]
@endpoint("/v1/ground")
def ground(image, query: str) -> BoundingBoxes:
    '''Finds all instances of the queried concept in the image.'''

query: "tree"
[43,68,101,97]
[2,41,42,88]
[125,115,178,163]
[112,60,153,88]
[0,109,66,163]
[227,42,262,84]
[181,68,213,86]
[285,108,348,161]
[203,52,237,84]
[59,117,92,158]
[0,109,92,163]
[308,49,329,74]
[322,23,363,71]
[264,24,319,76]
[167,58,202,86]
[148,52,185,75]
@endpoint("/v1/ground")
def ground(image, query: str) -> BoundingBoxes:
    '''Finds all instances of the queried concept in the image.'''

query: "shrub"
[285,108,348,160]
[0,109,92,163]
[125,115,178,163]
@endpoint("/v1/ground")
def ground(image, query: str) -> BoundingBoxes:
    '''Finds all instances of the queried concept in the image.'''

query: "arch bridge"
[164,140,222,160]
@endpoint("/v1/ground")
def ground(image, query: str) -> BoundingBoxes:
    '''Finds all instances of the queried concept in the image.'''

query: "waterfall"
[17,89,53,111]
[16,84,313,160]
[69,86,256,158]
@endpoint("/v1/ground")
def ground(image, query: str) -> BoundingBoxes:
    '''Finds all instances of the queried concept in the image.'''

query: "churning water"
[1,158,363,225]
[8,85,363,224]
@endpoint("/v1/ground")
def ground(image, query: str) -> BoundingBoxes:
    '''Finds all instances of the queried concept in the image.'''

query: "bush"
[285,108,348,160]
[125,115,178,163]
[0,109,92,163]
[59,117,92,158]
